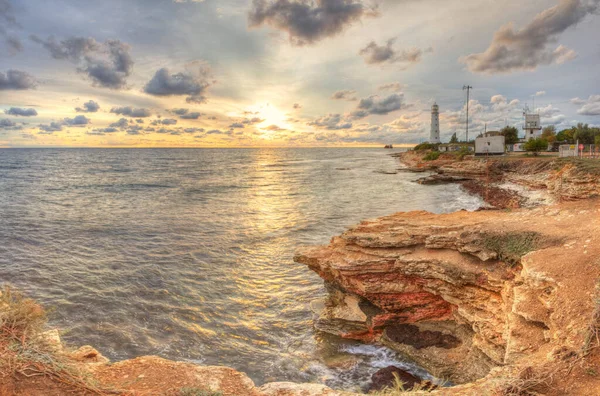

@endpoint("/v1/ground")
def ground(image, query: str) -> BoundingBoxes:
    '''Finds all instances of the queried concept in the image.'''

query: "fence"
[559,144,599,158]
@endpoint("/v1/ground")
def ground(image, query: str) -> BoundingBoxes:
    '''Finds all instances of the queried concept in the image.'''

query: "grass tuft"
[0,286,119,395]
[481,232,543,267]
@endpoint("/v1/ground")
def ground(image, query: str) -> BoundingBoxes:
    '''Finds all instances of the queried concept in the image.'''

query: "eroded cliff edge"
[295,198,600,394]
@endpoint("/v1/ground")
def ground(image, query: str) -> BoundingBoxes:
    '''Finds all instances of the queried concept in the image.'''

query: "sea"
[0,148,483,391]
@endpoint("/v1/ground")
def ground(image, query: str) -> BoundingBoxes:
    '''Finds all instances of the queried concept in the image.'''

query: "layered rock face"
[295,200,600,385]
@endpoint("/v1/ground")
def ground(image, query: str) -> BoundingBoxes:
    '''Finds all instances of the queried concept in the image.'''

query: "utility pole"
[463,85,472,142]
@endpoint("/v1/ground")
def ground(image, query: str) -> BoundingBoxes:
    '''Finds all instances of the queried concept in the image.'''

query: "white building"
[475,131,505,156]
[429,102,441,144]
[524,114,542,141]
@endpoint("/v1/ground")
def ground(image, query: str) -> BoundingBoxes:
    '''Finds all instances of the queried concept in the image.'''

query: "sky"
[0,0,599,148]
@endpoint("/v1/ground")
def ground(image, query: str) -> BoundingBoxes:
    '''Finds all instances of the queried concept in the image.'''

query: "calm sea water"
[0,148,482,390]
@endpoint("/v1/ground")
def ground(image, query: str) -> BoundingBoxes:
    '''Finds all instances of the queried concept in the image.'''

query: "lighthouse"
[430,102,441,143]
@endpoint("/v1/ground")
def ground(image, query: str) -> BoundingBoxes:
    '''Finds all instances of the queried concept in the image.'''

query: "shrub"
[481,232,542,266]
[524,138,548,156]
[423,151,440,161]
[413,143,438,151]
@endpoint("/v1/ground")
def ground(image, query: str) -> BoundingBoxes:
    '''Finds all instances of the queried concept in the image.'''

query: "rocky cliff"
[295,198,600,393]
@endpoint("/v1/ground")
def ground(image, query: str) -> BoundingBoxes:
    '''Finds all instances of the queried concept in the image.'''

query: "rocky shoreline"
[392,151,600,210]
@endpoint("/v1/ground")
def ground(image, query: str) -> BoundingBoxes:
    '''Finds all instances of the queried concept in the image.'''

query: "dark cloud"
[461,0,597,74]
[293,103,302,109]
[243,117,265,124]
[574,95,600,116]
[144,61,213,103]
[350,93,404,119]
[87,127,118,136]
[248,0,377,46]
[64,115,91,126]
[38,122,63,133]
[180,112,201,119]
[171,108,189,115]
[0,69,37,90]
[109,118,129,129]
[0,118,16,128]
[229,122,245,128]
[5,107,37,116]
[76,100,100,113]
[331,89,358,101]
[110,106,152,118]
[359,39,423,66]
[308,113,352,130]
[151,118,178,125]
[0,0,22,55]
[31,35,134,88]
[184,127,205,134]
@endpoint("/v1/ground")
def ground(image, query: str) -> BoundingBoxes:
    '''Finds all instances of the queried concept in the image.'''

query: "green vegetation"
[369,373,438,395]
[423,151,440,161]
[541,125,556,144]
[455,147,471,161]
[179,388,223,396]
[481,232,543,267]
[556,123,600,144]
[413,142,438,151]
[524,138,548,156]
[449,133,458,144]
[501,126,520,145]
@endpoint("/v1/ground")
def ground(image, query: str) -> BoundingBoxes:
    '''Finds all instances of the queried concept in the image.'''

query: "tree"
[501,126,519,145]
[541,125,556,144]
[596,134,600,147]
[524,138,548,156]
[449,133,458,143]
[556,128,574,143]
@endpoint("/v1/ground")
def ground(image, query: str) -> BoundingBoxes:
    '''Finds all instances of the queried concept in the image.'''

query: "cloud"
[245,117,264,124]
[535,91,546,97]
[180,112,201,119]
[0,69,37,90]
[110,118,129,129]
[110,106,152,118]
[461,0,597,74]
[31,35,134,88]
[64,115,90,126]
[359,39,423,66]
[308,113,352,130]
[144,61,213,103]
[293,103,302,109]
[248,0,377,46]
[0,0,22,55]
[5,107,37,116]
[331,89,357,101]
[152,118,178,125]
[0,118,16,128]
[87,127,118,136]
[38,122,63,133]
[574,95,600,116]
[229,122,245,128]
[378,82,403,92]
[76,100,100,113]
[350,93,405,118]
[265,124,285,131]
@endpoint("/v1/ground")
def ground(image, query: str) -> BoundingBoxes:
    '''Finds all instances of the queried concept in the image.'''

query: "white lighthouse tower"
[430,102,441,143]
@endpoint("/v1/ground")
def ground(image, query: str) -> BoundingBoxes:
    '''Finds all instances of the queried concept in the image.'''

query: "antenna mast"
[463,85,472,142]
